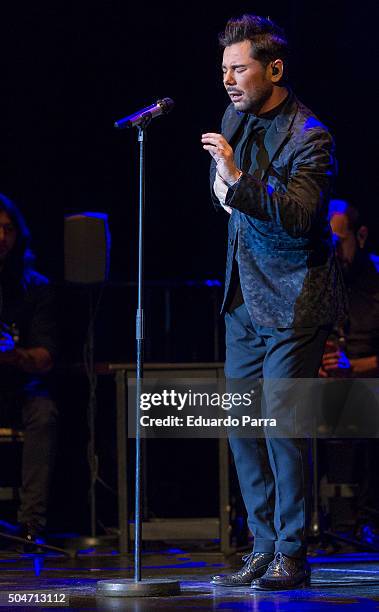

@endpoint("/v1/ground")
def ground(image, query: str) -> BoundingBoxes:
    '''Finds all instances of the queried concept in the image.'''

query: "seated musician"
[0,193,58,548]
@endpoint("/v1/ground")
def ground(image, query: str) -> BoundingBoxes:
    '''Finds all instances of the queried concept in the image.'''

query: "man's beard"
[233,86,272,115]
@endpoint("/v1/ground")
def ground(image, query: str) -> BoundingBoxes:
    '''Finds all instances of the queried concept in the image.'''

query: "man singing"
[202,15,346,589]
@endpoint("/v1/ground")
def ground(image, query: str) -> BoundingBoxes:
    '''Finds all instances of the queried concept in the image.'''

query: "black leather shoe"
[211,552,275,586]
[251,552,310,590]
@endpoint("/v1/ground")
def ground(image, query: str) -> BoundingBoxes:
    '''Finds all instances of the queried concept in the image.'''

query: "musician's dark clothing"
[0,268,58,531]
[341,250,379,515]
[343,250,379,360]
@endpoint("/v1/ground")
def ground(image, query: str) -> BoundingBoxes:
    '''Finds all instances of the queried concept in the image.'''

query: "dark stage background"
[0,1,378,533]
[1,1,378,284]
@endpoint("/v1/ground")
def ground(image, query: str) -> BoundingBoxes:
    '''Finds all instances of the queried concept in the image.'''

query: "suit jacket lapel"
[260,92,298,180]
[221,107,247,146]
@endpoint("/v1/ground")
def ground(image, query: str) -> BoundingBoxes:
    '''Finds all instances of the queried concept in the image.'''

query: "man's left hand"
[320,348,351,376]
[0,331,15,354]
[0,331,16,364]
[202,133,241,185]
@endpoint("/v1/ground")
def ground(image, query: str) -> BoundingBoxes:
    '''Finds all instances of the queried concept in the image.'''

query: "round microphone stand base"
[96,578,181,598]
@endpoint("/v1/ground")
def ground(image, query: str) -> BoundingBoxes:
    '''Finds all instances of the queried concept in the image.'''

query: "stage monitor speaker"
[64,213,111,284]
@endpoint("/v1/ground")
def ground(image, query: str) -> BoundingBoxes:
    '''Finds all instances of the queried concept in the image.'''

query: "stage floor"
[0,547,378,610]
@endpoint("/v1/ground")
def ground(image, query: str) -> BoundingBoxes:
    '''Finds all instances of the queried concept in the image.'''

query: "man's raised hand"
[201,133,241,185]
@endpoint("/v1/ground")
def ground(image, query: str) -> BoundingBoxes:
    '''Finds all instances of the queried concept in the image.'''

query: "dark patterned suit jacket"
[210,92,347,327]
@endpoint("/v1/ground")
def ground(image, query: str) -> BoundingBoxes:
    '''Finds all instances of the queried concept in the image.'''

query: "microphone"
[114,98,175,129]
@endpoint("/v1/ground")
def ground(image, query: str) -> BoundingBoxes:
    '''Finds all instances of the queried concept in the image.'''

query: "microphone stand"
[97,115,181,598]
[134,119,147,582]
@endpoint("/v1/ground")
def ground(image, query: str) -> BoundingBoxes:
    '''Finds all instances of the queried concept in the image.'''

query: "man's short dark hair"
[219,14,289,71]
[328,199,361,232]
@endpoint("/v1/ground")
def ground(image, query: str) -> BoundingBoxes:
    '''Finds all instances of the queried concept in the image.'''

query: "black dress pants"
[225,303,330,558]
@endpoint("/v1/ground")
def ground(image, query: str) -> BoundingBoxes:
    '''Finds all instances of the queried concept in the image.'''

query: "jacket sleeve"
[209,104,236,210]
[224,127,336,237]
[210,156,220,208]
